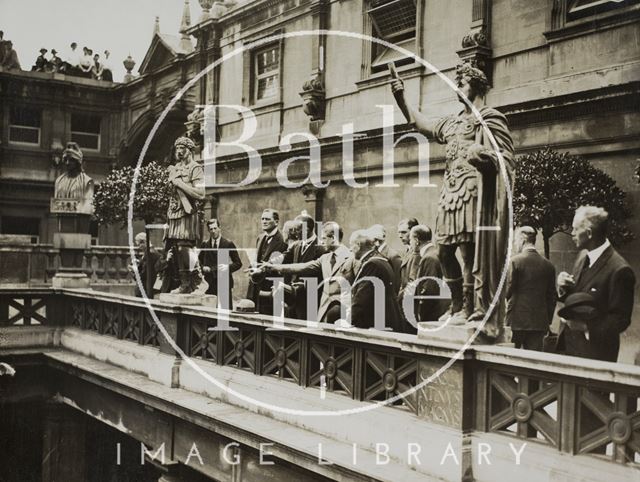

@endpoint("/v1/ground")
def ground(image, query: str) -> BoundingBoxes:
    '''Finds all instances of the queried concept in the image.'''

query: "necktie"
[329,253,336,270]
[576,255,590,284]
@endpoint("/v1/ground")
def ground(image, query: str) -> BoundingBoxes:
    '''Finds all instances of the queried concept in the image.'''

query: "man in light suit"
[246,209,288,315]
[506,226,556,351]
[263,222,351,322]
[199,218,243,310]
[280,214,326,319]
[369,224,402,294]
[557,206,635,362]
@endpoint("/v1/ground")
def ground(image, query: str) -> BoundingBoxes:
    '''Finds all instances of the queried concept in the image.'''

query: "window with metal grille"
[368,0,417,71]
[9,107,41,145]
[567,0,639,21]
[71,113,101,151]
[253,44,280,103]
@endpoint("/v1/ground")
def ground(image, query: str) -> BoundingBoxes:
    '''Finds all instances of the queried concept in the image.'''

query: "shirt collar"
[303,234,317,246]
[360,249,376,261]
[264,227,278,238]
[587,239,610,266]
[419,242,434,258]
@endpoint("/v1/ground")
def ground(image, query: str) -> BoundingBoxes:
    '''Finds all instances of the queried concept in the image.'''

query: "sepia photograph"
[0,0,639,481]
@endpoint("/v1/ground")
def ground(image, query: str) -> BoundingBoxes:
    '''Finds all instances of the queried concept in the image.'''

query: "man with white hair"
[369,224,402,294]
[348,229,407,332]
[557,206,635,361]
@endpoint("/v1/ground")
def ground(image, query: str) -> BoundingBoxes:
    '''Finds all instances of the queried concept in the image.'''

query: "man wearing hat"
[506,226,556,351]
[32,48,48,72]
[557,206,635,362]
[49,49,62,72]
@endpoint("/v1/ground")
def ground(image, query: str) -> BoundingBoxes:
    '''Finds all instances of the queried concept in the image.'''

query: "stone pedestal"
[50,204,92,289]
[418,320,512,345]
[159,293,217,307]
[418,320,486,344]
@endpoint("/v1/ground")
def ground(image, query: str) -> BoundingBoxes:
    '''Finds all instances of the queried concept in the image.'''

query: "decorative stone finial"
[198,0,214,22]
[123,54,136,82]
[153,16,160,36]
[179,0,194,51]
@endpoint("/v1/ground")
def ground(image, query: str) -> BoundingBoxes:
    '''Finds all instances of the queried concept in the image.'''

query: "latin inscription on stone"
[417,360,463,429]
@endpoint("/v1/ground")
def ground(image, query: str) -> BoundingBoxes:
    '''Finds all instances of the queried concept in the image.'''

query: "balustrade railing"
[1,287,639,469]
[0,244,135,285]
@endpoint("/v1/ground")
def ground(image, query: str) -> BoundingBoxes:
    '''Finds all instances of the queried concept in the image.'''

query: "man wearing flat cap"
[557,206,635,362]
[54,142,94,214]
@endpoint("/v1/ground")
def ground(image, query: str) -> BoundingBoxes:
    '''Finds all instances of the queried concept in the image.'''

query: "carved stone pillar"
[302,185,325,222]
[300,0,328,134]
[456,0,492,81]
[42,402,87,481]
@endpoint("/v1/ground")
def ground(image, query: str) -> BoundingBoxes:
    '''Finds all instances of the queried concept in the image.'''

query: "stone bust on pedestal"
[50,142,94,288]
[53,142,94,214]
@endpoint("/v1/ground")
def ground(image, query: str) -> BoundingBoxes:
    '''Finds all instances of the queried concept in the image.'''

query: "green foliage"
[93,161,171,226]
[514,147,633,254]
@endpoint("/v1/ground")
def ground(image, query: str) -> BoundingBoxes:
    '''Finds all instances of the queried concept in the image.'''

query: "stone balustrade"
[1,287,639,481]
[0,244,136,286]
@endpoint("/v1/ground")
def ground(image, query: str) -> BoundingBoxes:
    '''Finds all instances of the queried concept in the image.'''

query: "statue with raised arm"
[54,142,94,214]
[166,136,208,295]
[390,62,514,339]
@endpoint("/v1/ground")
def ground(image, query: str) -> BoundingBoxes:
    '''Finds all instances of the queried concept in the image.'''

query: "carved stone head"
[61,142,84,175]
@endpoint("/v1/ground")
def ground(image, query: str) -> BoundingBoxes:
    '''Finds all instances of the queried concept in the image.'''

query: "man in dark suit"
[370,224,402,295]
[506,226,556,351]
[557,206,635,362]
[404,225,448,327]
[280,213,326,319]
[347,230,408,333]
[247,209,288,315]
[130,232,162,298]
[397,218,420,298]
[199,218,243,310]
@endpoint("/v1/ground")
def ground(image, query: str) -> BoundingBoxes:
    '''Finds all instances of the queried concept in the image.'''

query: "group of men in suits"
[242,210,450,333]
[506,206,635,362]
[195,204,635,361]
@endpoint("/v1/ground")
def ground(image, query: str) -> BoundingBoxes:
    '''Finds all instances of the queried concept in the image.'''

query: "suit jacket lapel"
[577,246,614,289]
[329,247,349,277]
[256,234,267,262]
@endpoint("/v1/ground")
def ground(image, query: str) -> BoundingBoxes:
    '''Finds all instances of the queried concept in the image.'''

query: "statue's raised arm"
[389,61,515,341]
[387,63,438,137]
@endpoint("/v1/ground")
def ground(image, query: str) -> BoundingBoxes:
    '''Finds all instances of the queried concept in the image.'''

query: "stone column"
[302,185,325,222]
[41,402,87,482]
